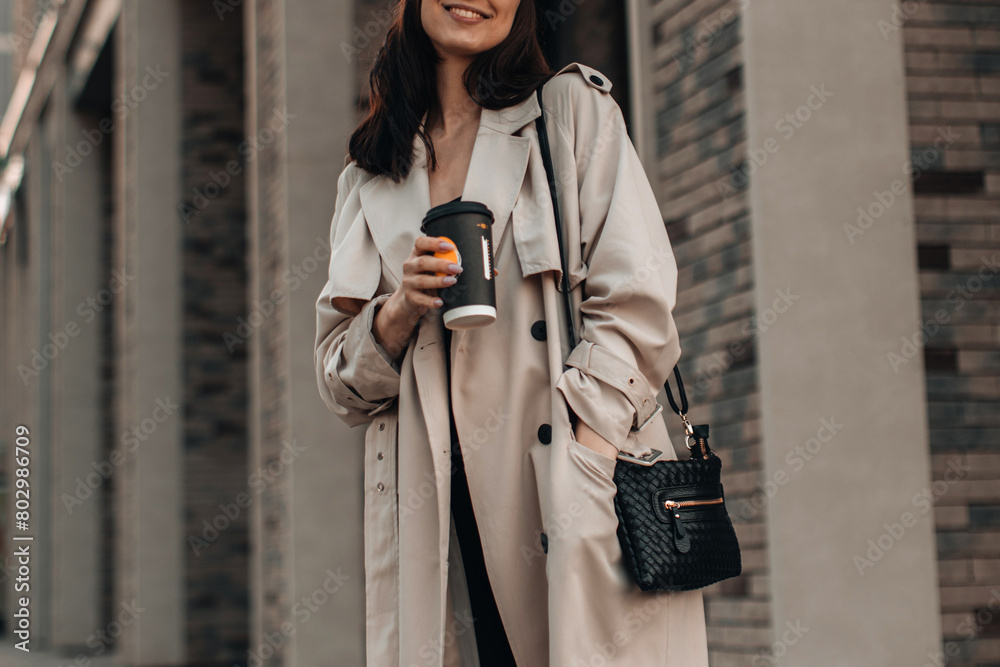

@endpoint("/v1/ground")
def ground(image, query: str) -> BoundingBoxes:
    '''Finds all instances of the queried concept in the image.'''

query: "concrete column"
[625,0,657,172]
[281,2,365,664]
[18,111,54,651]
[48,68,104,646]
[741,0,942,662]
[243,0,365,662]
[114,1,185,663]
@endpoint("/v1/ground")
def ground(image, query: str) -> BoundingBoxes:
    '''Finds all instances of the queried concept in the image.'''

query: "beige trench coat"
[314,62,708,667]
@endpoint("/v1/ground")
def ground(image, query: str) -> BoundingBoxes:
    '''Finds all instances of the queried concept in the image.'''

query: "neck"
[428,56,482,138]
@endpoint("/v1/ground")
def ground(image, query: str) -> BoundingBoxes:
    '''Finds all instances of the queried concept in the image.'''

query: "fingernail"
[433,298,443,307]
[448,263,462,273]
[439,241,454,251]
[443,275,457,285]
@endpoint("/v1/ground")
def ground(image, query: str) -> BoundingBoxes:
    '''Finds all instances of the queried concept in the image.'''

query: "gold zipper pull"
[663,497,723,553]
[663,499,690,552]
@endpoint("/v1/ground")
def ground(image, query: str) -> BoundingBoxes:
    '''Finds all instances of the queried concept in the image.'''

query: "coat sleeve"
[314,162,401,428]
[545,73,683,455]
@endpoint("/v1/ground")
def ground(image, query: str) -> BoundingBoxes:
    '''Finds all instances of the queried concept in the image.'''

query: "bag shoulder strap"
[534,85,578,353]
[533,84,693,432]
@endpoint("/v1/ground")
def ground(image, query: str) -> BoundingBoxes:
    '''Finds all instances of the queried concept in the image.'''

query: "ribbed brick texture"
[650,1,767,664]
[902,2,1000,665]
[180,0,249,663]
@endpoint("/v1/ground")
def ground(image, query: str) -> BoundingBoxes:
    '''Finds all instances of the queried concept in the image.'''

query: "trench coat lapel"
[462,95,541,269]
[357,90,542,291]
[356,140,430,293]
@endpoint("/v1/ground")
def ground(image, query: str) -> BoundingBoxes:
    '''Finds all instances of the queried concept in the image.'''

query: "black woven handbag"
[534,84,742,592]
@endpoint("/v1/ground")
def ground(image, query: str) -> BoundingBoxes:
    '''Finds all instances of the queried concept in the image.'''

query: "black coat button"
[540,532,548,553]
[589,74,604,87]
[530,320,547,341]
[538,423,552,444]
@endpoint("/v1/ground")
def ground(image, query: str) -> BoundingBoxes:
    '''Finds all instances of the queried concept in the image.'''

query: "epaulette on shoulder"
[551,61,613,94]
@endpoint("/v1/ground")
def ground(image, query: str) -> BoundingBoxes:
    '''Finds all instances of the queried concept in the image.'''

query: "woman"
[314,1,709,665]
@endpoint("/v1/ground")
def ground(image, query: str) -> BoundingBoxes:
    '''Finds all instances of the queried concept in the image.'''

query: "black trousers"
[444,326,517,666]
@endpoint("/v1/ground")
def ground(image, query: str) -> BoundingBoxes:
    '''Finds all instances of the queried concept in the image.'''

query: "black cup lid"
[420,200,494,232]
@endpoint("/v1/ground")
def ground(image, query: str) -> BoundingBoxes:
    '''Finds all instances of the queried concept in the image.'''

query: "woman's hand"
[372,236,463,359]
[573,419,619,461]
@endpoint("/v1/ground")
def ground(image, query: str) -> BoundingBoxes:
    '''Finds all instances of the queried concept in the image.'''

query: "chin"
[438,39,491,59]
[431,33,498,59]
[423,2,510,59]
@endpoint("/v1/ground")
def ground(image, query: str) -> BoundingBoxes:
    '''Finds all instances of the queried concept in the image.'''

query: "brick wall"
[179,0,249,663]
[901,3,1000,665]
[650,1,768,664]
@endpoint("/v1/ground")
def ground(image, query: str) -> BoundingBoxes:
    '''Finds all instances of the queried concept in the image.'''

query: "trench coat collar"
[357,90,542,292]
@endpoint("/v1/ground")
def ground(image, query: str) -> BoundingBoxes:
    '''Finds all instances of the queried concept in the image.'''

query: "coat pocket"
[567,425,618,479]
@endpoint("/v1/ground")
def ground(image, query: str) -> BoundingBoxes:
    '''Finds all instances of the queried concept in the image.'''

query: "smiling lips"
[445,4,491,20]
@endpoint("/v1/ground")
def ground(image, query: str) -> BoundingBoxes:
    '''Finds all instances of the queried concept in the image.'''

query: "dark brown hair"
[349,0,553,182]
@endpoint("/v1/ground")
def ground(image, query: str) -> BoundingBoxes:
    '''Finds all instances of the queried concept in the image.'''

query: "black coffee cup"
[420,200,496,329]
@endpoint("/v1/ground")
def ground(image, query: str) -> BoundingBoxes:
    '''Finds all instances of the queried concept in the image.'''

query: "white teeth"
[449,6,486,19]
